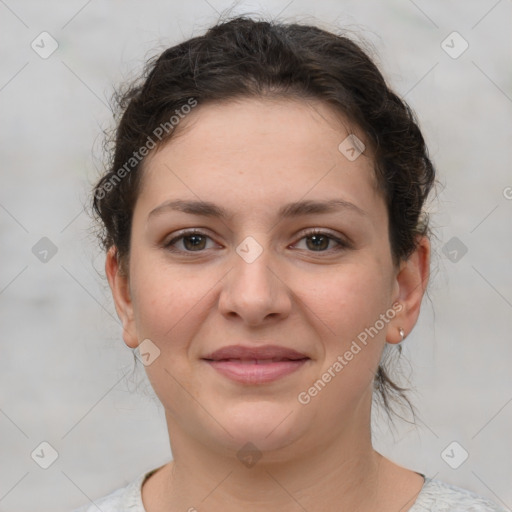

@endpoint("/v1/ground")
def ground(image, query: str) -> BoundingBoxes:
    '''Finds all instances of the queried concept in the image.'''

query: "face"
[107,97,429,459]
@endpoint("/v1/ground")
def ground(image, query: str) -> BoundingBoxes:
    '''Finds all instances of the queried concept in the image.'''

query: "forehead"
[136,97,383,221]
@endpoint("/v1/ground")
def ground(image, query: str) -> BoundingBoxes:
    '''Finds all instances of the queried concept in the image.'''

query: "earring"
[399,327,405,341]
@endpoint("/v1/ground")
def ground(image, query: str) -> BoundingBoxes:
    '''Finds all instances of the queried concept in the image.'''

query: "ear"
[386,235,430,344]
[105,246,139,349]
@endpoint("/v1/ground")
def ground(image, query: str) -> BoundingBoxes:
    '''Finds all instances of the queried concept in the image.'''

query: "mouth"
[205,357,308,364]
[202,345,310,384]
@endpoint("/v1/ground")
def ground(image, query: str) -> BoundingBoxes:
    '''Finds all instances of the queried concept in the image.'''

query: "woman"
[74,16,506,512]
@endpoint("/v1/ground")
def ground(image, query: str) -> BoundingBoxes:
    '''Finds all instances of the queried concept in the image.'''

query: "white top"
[72,470,507,511]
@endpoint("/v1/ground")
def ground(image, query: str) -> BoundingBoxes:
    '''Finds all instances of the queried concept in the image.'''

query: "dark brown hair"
[93,15,435,422]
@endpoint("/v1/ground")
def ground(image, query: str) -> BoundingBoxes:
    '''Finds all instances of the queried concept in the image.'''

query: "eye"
[164,230,217,253]
[293,229,350,253]
[163,228,350,255]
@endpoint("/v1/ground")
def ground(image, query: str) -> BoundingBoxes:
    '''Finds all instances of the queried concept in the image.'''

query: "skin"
[106,97,430,512]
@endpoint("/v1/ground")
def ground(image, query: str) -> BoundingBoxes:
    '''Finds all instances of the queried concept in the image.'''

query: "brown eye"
[181,234,207,251]
[305,233,331,251]
[165,230,215,252]
[294,229,350,253]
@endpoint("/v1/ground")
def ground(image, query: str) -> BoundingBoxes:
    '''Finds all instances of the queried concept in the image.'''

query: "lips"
[202,344,309,362]
[202,345,310,384]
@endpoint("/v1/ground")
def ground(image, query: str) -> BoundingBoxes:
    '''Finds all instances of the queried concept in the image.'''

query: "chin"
[210,401,303,453]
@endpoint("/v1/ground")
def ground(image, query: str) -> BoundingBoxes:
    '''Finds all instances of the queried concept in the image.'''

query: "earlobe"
[105,247,139,349]
[386,236,430,344]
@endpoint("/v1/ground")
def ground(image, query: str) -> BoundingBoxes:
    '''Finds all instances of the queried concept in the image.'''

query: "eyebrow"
[148,198,367,220]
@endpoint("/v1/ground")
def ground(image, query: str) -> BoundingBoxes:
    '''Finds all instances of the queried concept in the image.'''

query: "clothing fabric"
[72,469,507,511]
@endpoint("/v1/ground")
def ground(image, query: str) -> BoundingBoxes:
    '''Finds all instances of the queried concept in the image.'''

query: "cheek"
[299,261,392,395]
[298,261,391,340]
[129,251,223,361]
[128,259,213,412]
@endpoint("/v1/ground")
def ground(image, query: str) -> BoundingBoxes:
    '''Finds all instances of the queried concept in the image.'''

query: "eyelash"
[163,228,350,255]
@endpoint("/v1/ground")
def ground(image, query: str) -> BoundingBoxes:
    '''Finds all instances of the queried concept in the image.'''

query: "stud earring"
[399,327,405,341]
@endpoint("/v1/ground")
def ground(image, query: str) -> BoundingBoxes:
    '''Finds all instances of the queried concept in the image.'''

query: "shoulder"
[71,471,149,512]
[410,477,507,512]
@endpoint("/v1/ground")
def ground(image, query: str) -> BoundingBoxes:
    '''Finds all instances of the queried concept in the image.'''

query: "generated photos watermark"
[94,97,198,200]
[297,302,403,405]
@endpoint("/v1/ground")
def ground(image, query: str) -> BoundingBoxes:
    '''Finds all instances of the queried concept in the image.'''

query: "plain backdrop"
[0,1,511,511]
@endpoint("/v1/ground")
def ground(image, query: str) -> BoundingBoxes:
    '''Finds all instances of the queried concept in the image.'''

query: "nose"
[218,241,292,327]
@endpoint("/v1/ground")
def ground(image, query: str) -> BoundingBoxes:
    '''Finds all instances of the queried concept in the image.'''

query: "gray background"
[0,1,511,511]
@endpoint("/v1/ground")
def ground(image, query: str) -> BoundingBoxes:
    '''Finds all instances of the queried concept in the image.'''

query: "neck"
[153,404,390,511]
